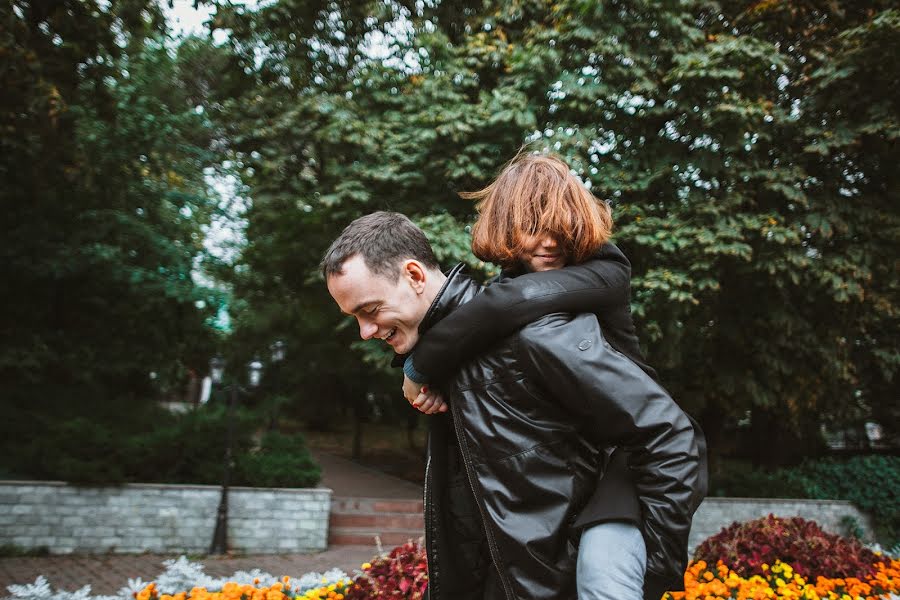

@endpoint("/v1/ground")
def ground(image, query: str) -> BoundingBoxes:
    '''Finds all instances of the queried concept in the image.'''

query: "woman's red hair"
[465,153,613,269]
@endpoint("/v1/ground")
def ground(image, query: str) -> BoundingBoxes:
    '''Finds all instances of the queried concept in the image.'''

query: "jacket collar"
[498,242,630,280]
[418,263,481,335]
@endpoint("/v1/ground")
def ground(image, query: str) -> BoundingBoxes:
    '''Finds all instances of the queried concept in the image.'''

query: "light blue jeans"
[577,521,647,600]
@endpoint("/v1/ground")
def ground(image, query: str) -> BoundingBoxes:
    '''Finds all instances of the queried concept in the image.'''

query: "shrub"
[693,514,882,580]
[345,539,428,599]
[41,417,129,484]
[0,404,321,488]
[711,456,900,547]
[122,406,256,486]
[794,455,900,547]
[235,431,321,488]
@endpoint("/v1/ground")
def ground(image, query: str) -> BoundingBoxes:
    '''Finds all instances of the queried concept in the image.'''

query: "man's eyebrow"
[348,300,377,315]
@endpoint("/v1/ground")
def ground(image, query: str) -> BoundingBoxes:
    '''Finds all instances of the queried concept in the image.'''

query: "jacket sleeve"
[405,246,632,383]
[516,312,706,592]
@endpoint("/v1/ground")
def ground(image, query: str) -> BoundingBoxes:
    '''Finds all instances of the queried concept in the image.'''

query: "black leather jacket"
[422,265,705,600]
[406,243,659,385]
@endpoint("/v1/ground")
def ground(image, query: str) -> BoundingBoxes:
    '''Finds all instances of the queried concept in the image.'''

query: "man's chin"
[391,337,416,355]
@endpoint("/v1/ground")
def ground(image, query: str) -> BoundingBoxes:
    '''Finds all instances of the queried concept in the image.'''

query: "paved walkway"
[0,549,380,596]
[314,450,422,500]
[0,451,424,596]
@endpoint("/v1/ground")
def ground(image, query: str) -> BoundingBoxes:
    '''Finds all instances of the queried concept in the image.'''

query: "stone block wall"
[689,497,875,551]
[0,481,331,554]
[0,481,876,556]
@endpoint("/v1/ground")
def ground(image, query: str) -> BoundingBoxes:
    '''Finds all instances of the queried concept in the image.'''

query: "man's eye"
[365,305,379,315]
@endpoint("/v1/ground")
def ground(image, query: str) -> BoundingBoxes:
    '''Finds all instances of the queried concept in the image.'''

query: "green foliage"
[1,2,226,429]
[48,418,130,485]
[0,544,51,558]
[710,459,801,500]
[1,405,320,488]
[0,2,235,481]
[236,432,321,488]
[212,0,898,455]
[3,0,896,470]
[711,456,900,546]
[795,456,900,547]
[122,405,256,486]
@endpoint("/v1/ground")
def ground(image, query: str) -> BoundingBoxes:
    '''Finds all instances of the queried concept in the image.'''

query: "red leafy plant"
[346,539,429,599]
[693,514,881,580]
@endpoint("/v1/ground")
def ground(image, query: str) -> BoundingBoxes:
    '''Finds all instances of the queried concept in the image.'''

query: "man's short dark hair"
[321,211,440,280]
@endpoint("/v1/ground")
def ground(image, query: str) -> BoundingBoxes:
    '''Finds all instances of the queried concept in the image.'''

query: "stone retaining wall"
[0,481,331,554]
[0,482,876,555]
[690,497,875,550]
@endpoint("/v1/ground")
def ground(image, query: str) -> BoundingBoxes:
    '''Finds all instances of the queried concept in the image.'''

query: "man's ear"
[402,260,427,294]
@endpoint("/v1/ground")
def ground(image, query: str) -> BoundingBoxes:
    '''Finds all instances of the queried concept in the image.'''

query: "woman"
[404,152,658,403]
[401,152,692,600]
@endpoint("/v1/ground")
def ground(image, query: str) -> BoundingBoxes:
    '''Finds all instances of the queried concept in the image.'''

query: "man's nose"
[541,235,558,249]
[359,320,378,340]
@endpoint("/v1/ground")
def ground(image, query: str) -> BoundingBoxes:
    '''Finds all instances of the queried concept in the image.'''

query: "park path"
[0,451,424,596]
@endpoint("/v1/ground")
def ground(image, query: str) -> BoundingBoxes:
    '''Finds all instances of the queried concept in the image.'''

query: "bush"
[708,459,801,499]
[693,514,881,580]
[119,407,250,486]
[711,455,900,546]
[235,431,321,488]
[0,405,320,488]
[794,455,900,547]
[39,418,129,484]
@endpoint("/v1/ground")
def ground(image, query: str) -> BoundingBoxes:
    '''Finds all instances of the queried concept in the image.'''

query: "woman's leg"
[577,521,646,600]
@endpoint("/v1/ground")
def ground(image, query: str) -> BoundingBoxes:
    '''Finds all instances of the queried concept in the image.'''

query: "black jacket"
[406,243,658,385]
[422,265,706,600]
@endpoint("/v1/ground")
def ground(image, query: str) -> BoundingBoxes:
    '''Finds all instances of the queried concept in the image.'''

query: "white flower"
[293,569,350,594]
[2,557,354,600]
[5,575,52,600]
[153,556,218,594]
[116,578,146,600]
[4,576,117,600]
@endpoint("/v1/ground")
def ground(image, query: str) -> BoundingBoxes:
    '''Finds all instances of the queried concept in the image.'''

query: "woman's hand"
[403,374,424,403]
[402,375,447,414]
[412,388,448,414]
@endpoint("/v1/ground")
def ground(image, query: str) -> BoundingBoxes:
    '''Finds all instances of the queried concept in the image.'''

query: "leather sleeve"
[516,312,706,591]
[407,246,632,383]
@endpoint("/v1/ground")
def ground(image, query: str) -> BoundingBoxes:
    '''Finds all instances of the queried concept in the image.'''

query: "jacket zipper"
[449,402,516,600]
[423,453,439,598]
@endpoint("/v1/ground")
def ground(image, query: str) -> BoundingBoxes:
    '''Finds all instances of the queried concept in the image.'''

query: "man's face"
[327,254,429,354]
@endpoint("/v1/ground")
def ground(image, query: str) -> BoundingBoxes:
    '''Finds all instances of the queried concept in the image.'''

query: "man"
[323,212,705,600]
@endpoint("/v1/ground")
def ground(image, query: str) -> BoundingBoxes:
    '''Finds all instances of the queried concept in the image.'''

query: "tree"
[1,0,224,471]
[213,0,898,464]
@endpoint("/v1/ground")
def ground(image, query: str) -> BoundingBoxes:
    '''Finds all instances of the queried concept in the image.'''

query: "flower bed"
[694,514,882,580]
[6,521,899,600]
[664,558,900,600]
[126,555,900,600]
